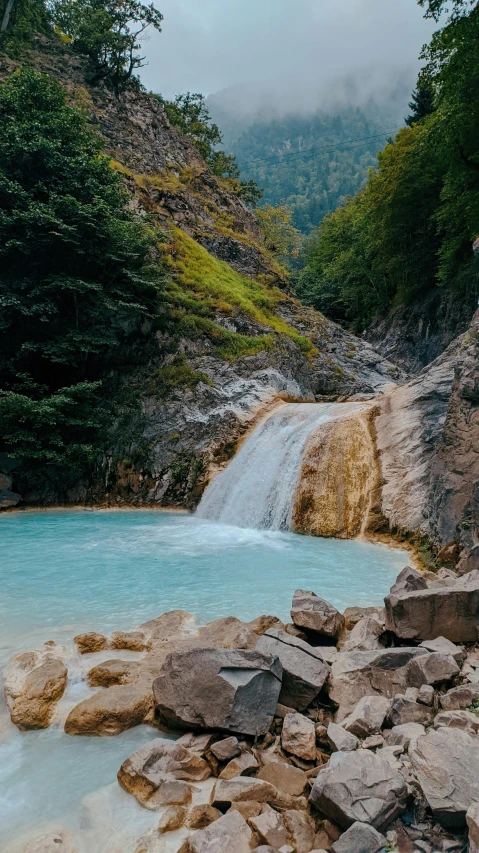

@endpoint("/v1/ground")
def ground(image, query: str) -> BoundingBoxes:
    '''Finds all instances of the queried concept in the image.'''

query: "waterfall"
[197,402,371,532]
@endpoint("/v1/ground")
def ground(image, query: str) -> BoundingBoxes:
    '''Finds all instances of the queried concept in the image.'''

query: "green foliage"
[0,0,49,49]
[297,5,479,327]
[0,68,163,486]
[405,80,435,126]
[49,0,163,91]
[418,0,475,21]
[145,355,210,398]
[256,204,303,267]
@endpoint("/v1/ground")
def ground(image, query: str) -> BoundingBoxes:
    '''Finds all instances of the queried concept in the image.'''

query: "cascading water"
[196,401,369,531]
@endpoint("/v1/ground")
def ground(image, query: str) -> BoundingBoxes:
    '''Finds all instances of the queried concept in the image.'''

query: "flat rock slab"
[153,647,282,736]
[187,809,253,853]
[310,749,408,830]
[256,627,330,711]
[256,763,308,797]
[211,776,277,809]
[291,589,345,638]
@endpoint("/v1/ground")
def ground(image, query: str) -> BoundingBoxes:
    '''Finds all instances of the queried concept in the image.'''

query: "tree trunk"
[1,0,16,32]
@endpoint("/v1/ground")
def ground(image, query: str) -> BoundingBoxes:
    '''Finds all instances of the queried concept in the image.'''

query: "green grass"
[144,355,211,397]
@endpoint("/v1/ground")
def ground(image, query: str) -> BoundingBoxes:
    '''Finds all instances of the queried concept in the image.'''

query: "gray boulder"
[385,571,479,642]
[389,566,428,595]
[440,684,479,711]
[153,647,282,736]
[419,636,466,663]
[407,652,459,687]
[327,722,358,752]
[331,821,387,853]
[187,810,253,853]
[410,728,479,827]
[388,695,433,727]
[340,614,386,653]
[291,590,345,638]
[341,695,391,737]
[310,749,407,830]
[385,723,425,752]
[256,627,330,711]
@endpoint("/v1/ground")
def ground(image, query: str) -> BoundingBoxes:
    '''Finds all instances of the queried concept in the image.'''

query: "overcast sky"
[139,0,436,110]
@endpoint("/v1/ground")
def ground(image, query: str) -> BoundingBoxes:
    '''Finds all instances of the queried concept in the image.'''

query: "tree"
[0,68,162,488]
[418,0,475,20]
[0,0,49,44]
[405,80,435,125]
[256,204,303,266]
[49,0,163,91]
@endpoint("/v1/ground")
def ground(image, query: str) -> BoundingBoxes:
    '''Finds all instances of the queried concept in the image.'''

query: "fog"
[139,0,437,115]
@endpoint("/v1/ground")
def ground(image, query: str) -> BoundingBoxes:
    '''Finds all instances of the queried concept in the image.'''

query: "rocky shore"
[4,562,479,853]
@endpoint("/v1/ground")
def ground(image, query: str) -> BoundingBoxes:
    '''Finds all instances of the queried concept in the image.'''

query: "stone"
[407,653,460,687]
[250,811,288,849]
[111,630,149,651]
[0,488,21,508]
[187,810,253,853]
[212,777,277,809]
[410,728,479,827]
[328,647,427,720]
[291,589,345,638]
[433,709,479,733]
[310,749,408,830]
[389,695,433,727]
[362,734,384,749]
[153,647,282,736]
[327,722,358,752]
[256,763,308,797]
[467,802,479,853]
[4,645,67,730]
[385,723,425,752]
[341,695,391,738]
[384,572,479,643]
[389,567,428,595]
[220,751,259,779]
[0,471,12,490]
[340,615,386,653]
[417,684,435,706]
[343,606,386,631]
[87,659,139,687]
[158,805,187,833]
[256,628,330,711]
[283,810,316,853]
[229,801,263,820]
[64,678,153,735]
[176,733,216,755]
[118,739,210,809]
[331,821,387,853]
[74,632,108,654]
[419,636,466,664]
[440,684,479,710]
[186,805,221,830]
[281,712,316,761]
[210,736,240,761]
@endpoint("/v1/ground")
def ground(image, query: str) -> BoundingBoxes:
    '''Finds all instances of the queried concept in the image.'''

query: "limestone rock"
[327,722,358,752]
[87,659,139,687]
[340,695,390,738]
[440,684,479,710]
[219,750,259,779]
[74,632,108,654]
[256,763,307,797]
[417,684,435,706]
[4,644,67,730]
[256,627,330,711]
[385,723,425,752]
[250,811,288,849]
[340,615,386,653]
[0,488,21,508]
[211,776,277,809]
[407,653,459,687]
[433,709,479,734]
[389,567,428,596]
[111,630,149,651]
[210,736,240,762]
[186,805,221,830]
[331,821,387,853]
[158,805,187,833]
[310,750,408,830]
[283,809,316,853]
[281,712,316,761]
[64,678,153,735]
[153,647,282,736]
[389,695,433,727]
[187,810,253,853]
[118,739,210,809]
[467,802,479,853]
[385,572,479,643]
[291,590,345,638]
[410,728,479,827]
[419,636,466,663]
[343,606,385,631]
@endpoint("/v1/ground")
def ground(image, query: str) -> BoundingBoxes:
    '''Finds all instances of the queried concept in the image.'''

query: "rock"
[186,805,221,830]
[176,732,216,755]
[211,777,277,809]
[187,810,253,853]
[250,811,288,849]
[310,750,408,830]
[340,695,391,738]
[220,751,259,779]
[158,805,187,833]
[248,615,283,635]
[111,630,149,651]
[328,647,427,720]
[0,488,21,508]
[407,653,460,687]
[74,632,108,654]
[419,636,466,664]
[389,695,433,727]
[331,821,387,853]
[343,606,386,631]
[281,712,316,761]
[87,659,139,687]
[210,736,240,761]
[291,590,345,638]
[409,728,479,826]
[4,645,67,730]
[433,709,479,733]
[440,684,479,710]
[327,722,358,752]
[362,734,384,749]
[385,723,426,752]
[229,801,263,820]
[283,809,316,853]
[118,739,210,809]
[64,678,153,735]
[0,471,12,490]
[153,647,282,736]
[385,572,479,643]
[389,567,428,595]
[417,684,435,706]
[340,615,386,653]
[256,764,308,797]
[467,802,479,853]
[256,628,330,711]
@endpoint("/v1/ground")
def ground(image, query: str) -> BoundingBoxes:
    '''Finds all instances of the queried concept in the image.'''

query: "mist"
[139,0,437,116]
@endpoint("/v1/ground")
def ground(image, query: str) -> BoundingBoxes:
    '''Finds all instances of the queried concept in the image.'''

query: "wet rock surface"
[4,644,67,730]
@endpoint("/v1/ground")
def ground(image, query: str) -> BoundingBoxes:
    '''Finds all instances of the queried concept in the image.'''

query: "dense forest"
[297,0,479,328]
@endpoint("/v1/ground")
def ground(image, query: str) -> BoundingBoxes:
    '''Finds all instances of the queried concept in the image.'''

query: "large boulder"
[64,677,153,736]
[389,566,428,595]
[467,802,479,853]
[4,644,67,730]
[340,695,390,738]
[409,728,479,827]
[340,614,386,653]
[310,749,407,830]
[153,647,282,736]
[281,712,316,760]
[117,738,210,809]
[185,810,253,853]
[256,627,330,711]
[331,821,387,853]
[385,571,479,642]
[328,647,427,720]
[388,695,433,727]
[211,776,277,809]
[291,590,345,638]
[440,684,479,710]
